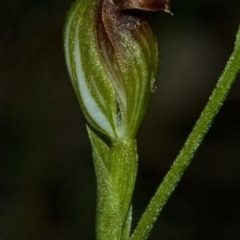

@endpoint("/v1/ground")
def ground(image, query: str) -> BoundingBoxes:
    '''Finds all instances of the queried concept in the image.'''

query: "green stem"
[88,127,138,240]
[131,25,240,240]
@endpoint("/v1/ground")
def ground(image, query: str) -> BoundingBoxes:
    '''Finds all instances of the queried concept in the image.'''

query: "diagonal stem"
[131,25,240,240]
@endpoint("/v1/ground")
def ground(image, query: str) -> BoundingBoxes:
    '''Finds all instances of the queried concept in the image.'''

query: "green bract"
[64,0,170,141]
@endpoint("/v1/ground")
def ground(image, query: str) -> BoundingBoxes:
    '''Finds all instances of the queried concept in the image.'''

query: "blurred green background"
[0,0,240,239]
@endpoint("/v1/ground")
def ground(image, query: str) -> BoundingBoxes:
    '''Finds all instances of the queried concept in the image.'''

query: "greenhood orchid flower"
[64,0,171,141]
[63,2,240,240]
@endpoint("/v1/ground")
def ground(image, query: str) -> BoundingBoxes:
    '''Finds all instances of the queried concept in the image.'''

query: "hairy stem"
[131,25,240,240]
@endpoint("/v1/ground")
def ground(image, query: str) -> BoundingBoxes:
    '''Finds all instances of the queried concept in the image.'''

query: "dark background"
[0,0,240,239]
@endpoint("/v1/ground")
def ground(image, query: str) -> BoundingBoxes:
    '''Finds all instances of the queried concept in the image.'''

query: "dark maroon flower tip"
[115,0,171,13]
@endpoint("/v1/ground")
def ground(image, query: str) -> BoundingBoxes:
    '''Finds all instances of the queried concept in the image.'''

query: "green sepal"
[101,0,160,140]
[64,0,118,140]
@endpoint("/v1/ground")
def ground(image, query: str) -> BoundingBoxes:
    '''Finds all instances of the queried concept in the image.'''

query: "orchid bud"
[64,0,171,141]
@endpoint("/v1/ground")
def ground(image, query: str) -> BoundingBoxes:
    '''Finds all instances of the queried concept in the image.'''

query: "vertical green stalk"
[88,127,138,239]
[131,25,240,240]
